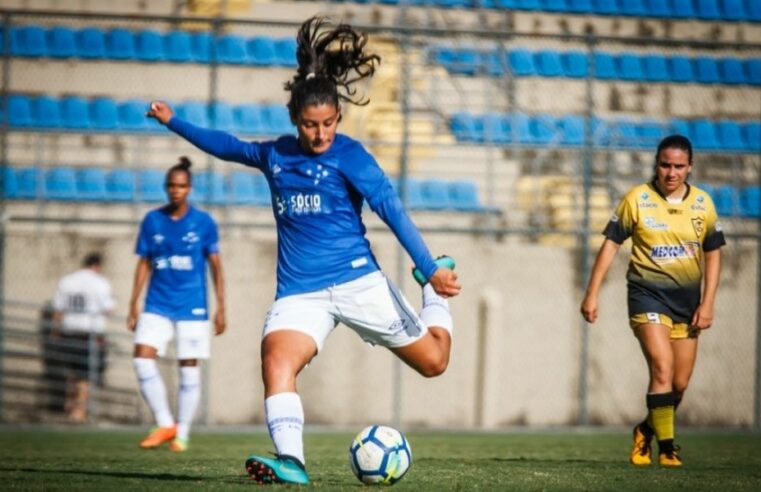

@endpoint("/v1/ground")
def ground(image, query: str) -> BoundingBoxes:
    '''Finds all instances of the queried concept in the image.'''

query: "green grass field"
[1,428,760,490]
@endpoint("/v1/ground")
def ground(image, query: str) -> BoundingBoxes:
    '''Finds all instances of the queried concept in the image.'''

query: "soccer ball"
[348,425,412,485]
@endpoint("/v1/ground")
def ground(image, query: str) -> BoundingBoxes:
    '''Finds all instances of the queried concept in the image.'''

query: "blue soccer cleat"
[412,255,456,286]
[245,454,310,485]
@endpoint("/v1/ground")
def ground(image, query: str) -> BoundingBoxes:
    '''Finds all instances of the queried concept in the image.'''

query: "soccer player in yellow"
[581,135,725,467]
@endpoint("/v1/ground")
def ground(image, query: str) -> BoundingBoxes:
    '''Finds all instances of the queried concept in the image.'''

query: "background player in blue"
[147,17,460,484]
[127,157,226,452]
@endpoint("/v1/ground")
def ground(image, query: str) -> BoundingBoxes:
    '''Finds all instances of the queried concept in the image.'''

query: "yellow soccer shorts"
[629,312,699,340]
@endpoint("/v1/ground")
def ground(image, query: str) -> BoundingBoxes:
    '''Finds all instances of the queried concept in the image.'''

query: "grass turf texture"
[1,429,760,490]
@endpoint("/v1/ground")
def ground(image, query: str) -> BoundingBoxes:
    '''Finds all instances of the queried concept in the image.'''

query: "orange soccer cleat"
[139,425,177,449]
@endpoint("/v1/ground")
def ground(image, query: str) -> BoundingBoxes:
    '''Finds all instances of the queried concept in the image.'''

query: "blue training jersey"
[136,205,220,320]
[167,117,438,299]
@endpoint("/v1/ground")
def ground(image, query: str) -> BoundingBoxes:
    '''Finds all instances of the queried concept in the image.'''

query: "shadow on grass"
[0,467,244,483]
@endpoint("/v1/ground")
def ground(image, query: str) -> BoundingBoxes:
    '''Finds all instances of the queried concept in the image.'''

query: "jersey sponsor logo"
[276,192,326,216]
[691,217,705,238]
[644,216,668,230]
[191,308,206,316]
[155,255,193,271]
[667,208,683,215]
[650,242,699,262]
[691,204,706,211]
[639,202,658,208]
[351,257,368,268]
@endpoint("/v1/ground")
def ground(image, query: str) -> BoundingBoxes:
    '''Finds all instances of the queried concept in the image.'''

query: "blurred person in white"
[52,252,116,423]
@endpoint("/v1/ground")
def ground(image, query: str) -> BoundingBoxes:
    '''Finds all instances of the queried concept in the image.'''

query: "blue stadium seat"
[516,0,542,10]
[557,115,585,146]
[669,56,695,83]
[450,112,481,142]
[47,26,76,58]
[44,167,78,201]
[77,168,108,201]
[210,102,234,131]
[138,169,165,203]
[247,36,278,66]
[561,51,588,78]
[743,122,760,151]
[216,34,247,64]
[620,0,647,16]
[106,28,136,60]
[251,173,271,206]
[509,113,534,145]
[592,52,617,79]
[696,0,721,20]
[590,117,611,147]
[176,101,210,128]
[261,104,293,135]
[89,98,119,130]
[530,114,556,144]
[397,178,426,210]
[535,50,563,77]
[451,48,480,75]
[192,171,227,205]
[638,119,666,148]
[719,58,746,85]
[106,169,137,202]
[7,95,33,127]
[163,31,192,63]
[234,104,265,134]
[717,120,746,150]
[745,59,761,85]
[119,99,149,132]
[740,186,760,218]
[449,181,486,212]
[229,171,257,205]
[60,96,91,129]
[642,54,669,81]
[593,0,620,16]
[11,25,47,57]
[720,0,746,21]
[695,57,720,84]
[191,32,212,63]
[691,119,720,150]
[274,38,298,67]
[669,118,691,139]
[421,179,452,210]
[713,185,737,216]
[540,0,569,12]
[508,49,536,76]
[4,167,39,199]
[670,0,696,18]
[482,113,510,144]
[644,0,672,17]
[617,52,645,81]
[76,27,106,59]
[481,50,507,76]
[610,118,640,148]
[566,0,594,12]
[135,30,164,62]
[749,0,761,22]
[32,96,62,128]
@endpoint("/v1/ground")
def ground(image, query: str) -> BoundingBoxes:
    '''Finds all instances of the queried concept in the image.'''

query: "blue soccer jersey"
[167,117,438,299]
[136,205,220,320]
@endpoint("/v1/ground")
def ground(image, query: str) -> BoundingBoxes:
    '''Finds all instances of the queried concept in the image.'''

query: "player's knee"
[261,352,297,382]
[650,361,673,386]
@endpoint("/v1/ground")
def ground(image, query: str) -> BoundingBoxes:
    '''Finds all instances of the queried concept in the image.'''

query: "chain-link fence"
[0,7,759,429]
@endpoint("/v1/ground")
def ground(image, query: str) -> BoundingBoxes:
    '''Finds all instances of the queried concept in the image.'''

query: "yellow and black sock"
[646,392,676,453]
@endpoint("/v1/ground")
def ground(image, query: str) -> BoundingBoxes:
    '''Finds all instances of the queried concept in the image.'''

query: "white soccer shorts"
[262,271,428,352]
[134,312,211,360]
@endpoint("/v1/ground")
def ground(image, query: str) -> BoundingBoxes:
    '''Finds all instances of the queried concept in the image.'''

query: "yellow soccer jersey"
[603,181,725,322]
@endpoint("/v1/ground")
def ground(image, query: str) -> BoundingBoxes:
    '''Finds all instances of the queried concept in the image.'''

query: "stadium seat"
[508,49,536,76]
[749,0,761,22]
[106,169,137,202]
[510,113,534,145]
[4,167,39,199]
[11,25,47,57]
[743,122,760,150]
[642,54,669,82]
[119,99,149,132]
[274,37,298,67]
[450,112,481,142]
[746,59,761,86]
[176,101,210,128]
[591,117,611,147]
[740,186,760,218]
[713,185,737,216]
[719,57,746,85]
[695,0,721,20]
[617,52,645,81]
[451,48,480,76]
[593,0,619,16]
[670,0,696,18]
[610,118,640,148]
[566,0,594,13]
[695,57,720,84]
[262,104,293,134]
[669,118,691,139]
[32,96,62,128]
[191,32,212,63]
[516,0,542,10]
[229,171,257,205]
[138,169,165,203]
[561,51,589,78]
[47,26,77,58]
[644,0,672,17]
[216,34,247,64]
[106,28,136,60]
[481,50,508,77]
[251,173,271,206]
[620,0,647,16]
[535,50,563,77]
[163,31,192,63]
[592,52,617,79]
[135,30,164,62]
[449,180,486,212]
[531,114,556,144]
[541,0,570,12]
[210,102,235,131]
[395,178,426,210]
[233,104,265,134]
[669,56,696,83]
[192,171,227,205]
[60,96,91,129]
[44,167,78,201]
[717,120,746,150]
[76,27,106,59]
[77,168,108,201]
[89,98,119,130]
[638,119,666,148]
[482,113,510,144]
[247,36,278,66]
[557,115,585,146]
[691,119,721,150]
[7,95,33,127]
[421,179,452,210]
[720,0,746,21]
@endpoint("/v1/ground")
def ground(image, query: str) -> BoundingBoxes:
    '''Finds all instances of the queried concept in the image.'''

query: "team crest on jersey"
[697,195,704,203]
[691,217,705,238]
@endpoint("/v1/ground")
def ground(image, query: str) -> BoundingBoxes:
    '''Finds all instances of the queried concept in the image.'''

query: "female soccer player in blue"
[147,17,460,484]
[127,157,226,452]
